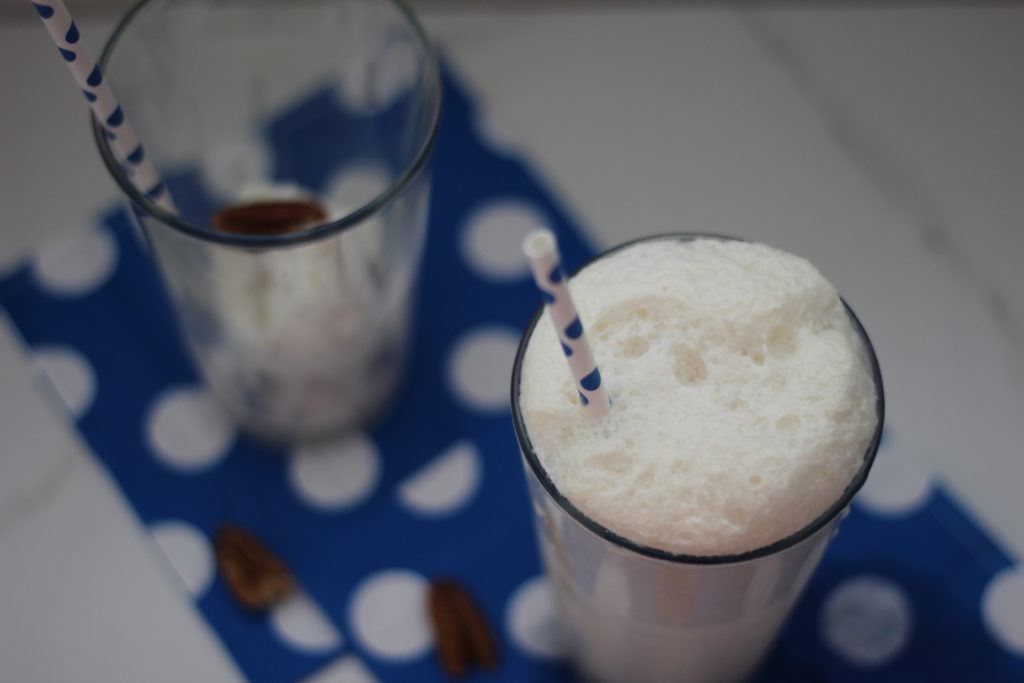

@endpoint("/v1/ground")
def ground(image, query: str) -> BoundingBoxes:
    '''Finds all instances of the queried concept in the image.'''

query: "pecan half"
[215,524,294,611]
[429,578,500,678]
[429,579,473,677]
[212,199,328,236]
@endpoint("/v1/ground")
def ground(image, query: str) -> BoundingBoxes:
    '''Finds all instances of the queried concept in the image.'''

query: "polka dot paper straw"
[31,0,177,213]
[523,229,610,418]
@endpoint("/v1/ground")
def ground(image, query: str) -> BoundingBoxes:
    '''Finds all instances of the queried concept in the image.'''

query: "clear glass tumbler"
[511,235,884,683]
[93,0,441,442]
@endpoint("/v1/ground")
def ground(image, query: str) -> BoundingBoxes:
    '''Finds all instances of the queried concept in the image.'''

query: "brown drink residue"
[212,199,328,236]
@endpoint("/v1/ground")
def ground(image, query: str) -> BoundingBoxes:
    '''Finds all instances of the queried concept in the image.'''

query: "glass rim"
[92,0,443,249]
[510,233,886,566]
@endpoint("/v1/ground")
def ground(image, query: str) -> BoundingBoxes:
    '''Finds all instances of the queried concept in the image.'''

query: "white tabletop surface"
[2,4,1023,681]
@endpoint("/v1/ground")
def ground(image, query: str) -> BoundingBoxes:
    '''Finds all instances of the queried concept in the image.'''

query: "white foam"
[519,238,878,556]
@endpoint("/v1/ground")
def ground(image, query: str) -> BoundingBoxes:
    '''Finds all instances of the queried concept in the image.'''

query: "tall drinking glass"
[511,234,884,683]
[93,0,441,442]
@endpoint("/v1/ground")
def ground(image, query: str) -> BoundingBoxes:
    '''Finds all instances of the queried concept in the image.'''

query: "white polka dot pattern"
[270,590,344,654]
[397,440,481,517]
[461,200,549,280]
[349,569,432,661]
[856,450,932,517]
[33,229,117,297]
[983,567,1024,656]
[201,137,272,201]
[32,345,96,418]
[146,386,235,472]
[821,575,912,667]
[507,576,565,659]
[302,655,379,683]
[149,520,215,598]
[323,162,391,212]
[289,433,381,511]
[447,327,520,412]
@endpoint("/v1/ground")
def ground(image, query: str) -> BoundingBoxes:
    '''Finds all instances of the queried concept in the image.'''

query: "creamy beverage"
[194,184,412,441]
[512,235,882,682]
[91,0,441,444]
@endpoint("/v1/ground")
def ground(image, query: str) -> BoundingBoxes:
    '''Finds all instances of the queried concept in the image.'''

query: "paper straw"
[31,0,176,213]
[523,229,611,418]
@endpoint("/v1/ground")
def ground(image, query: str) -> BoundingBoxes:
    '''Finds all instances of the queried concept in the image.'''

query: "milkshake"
[90,0,442,443]
[199,185,413,441]
[145,180,423,442]
[511,235,883,682]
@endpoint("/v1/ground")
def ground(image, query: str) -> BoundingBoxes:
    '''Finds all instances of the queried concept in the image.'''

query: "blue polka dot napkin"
[2,70,1022,683]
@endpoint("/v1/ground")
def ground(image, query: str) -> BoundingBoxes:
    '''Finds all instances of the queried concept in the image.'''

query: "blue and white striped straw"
[31,0,176,213]
[523,229,611,419]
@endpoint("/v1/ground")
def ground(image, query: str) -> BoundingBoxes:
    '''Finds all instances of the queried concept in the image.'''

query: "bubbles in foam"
[519,238,877,557]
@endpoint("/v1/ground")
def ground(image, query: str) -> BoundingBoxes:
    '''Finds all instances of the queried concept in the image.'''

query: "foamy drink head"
[518,237,878,557]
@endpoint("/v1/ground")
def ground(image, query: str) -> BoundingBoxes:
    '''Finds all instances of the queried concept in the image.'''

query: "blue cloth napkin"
[1,70,1021,683]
